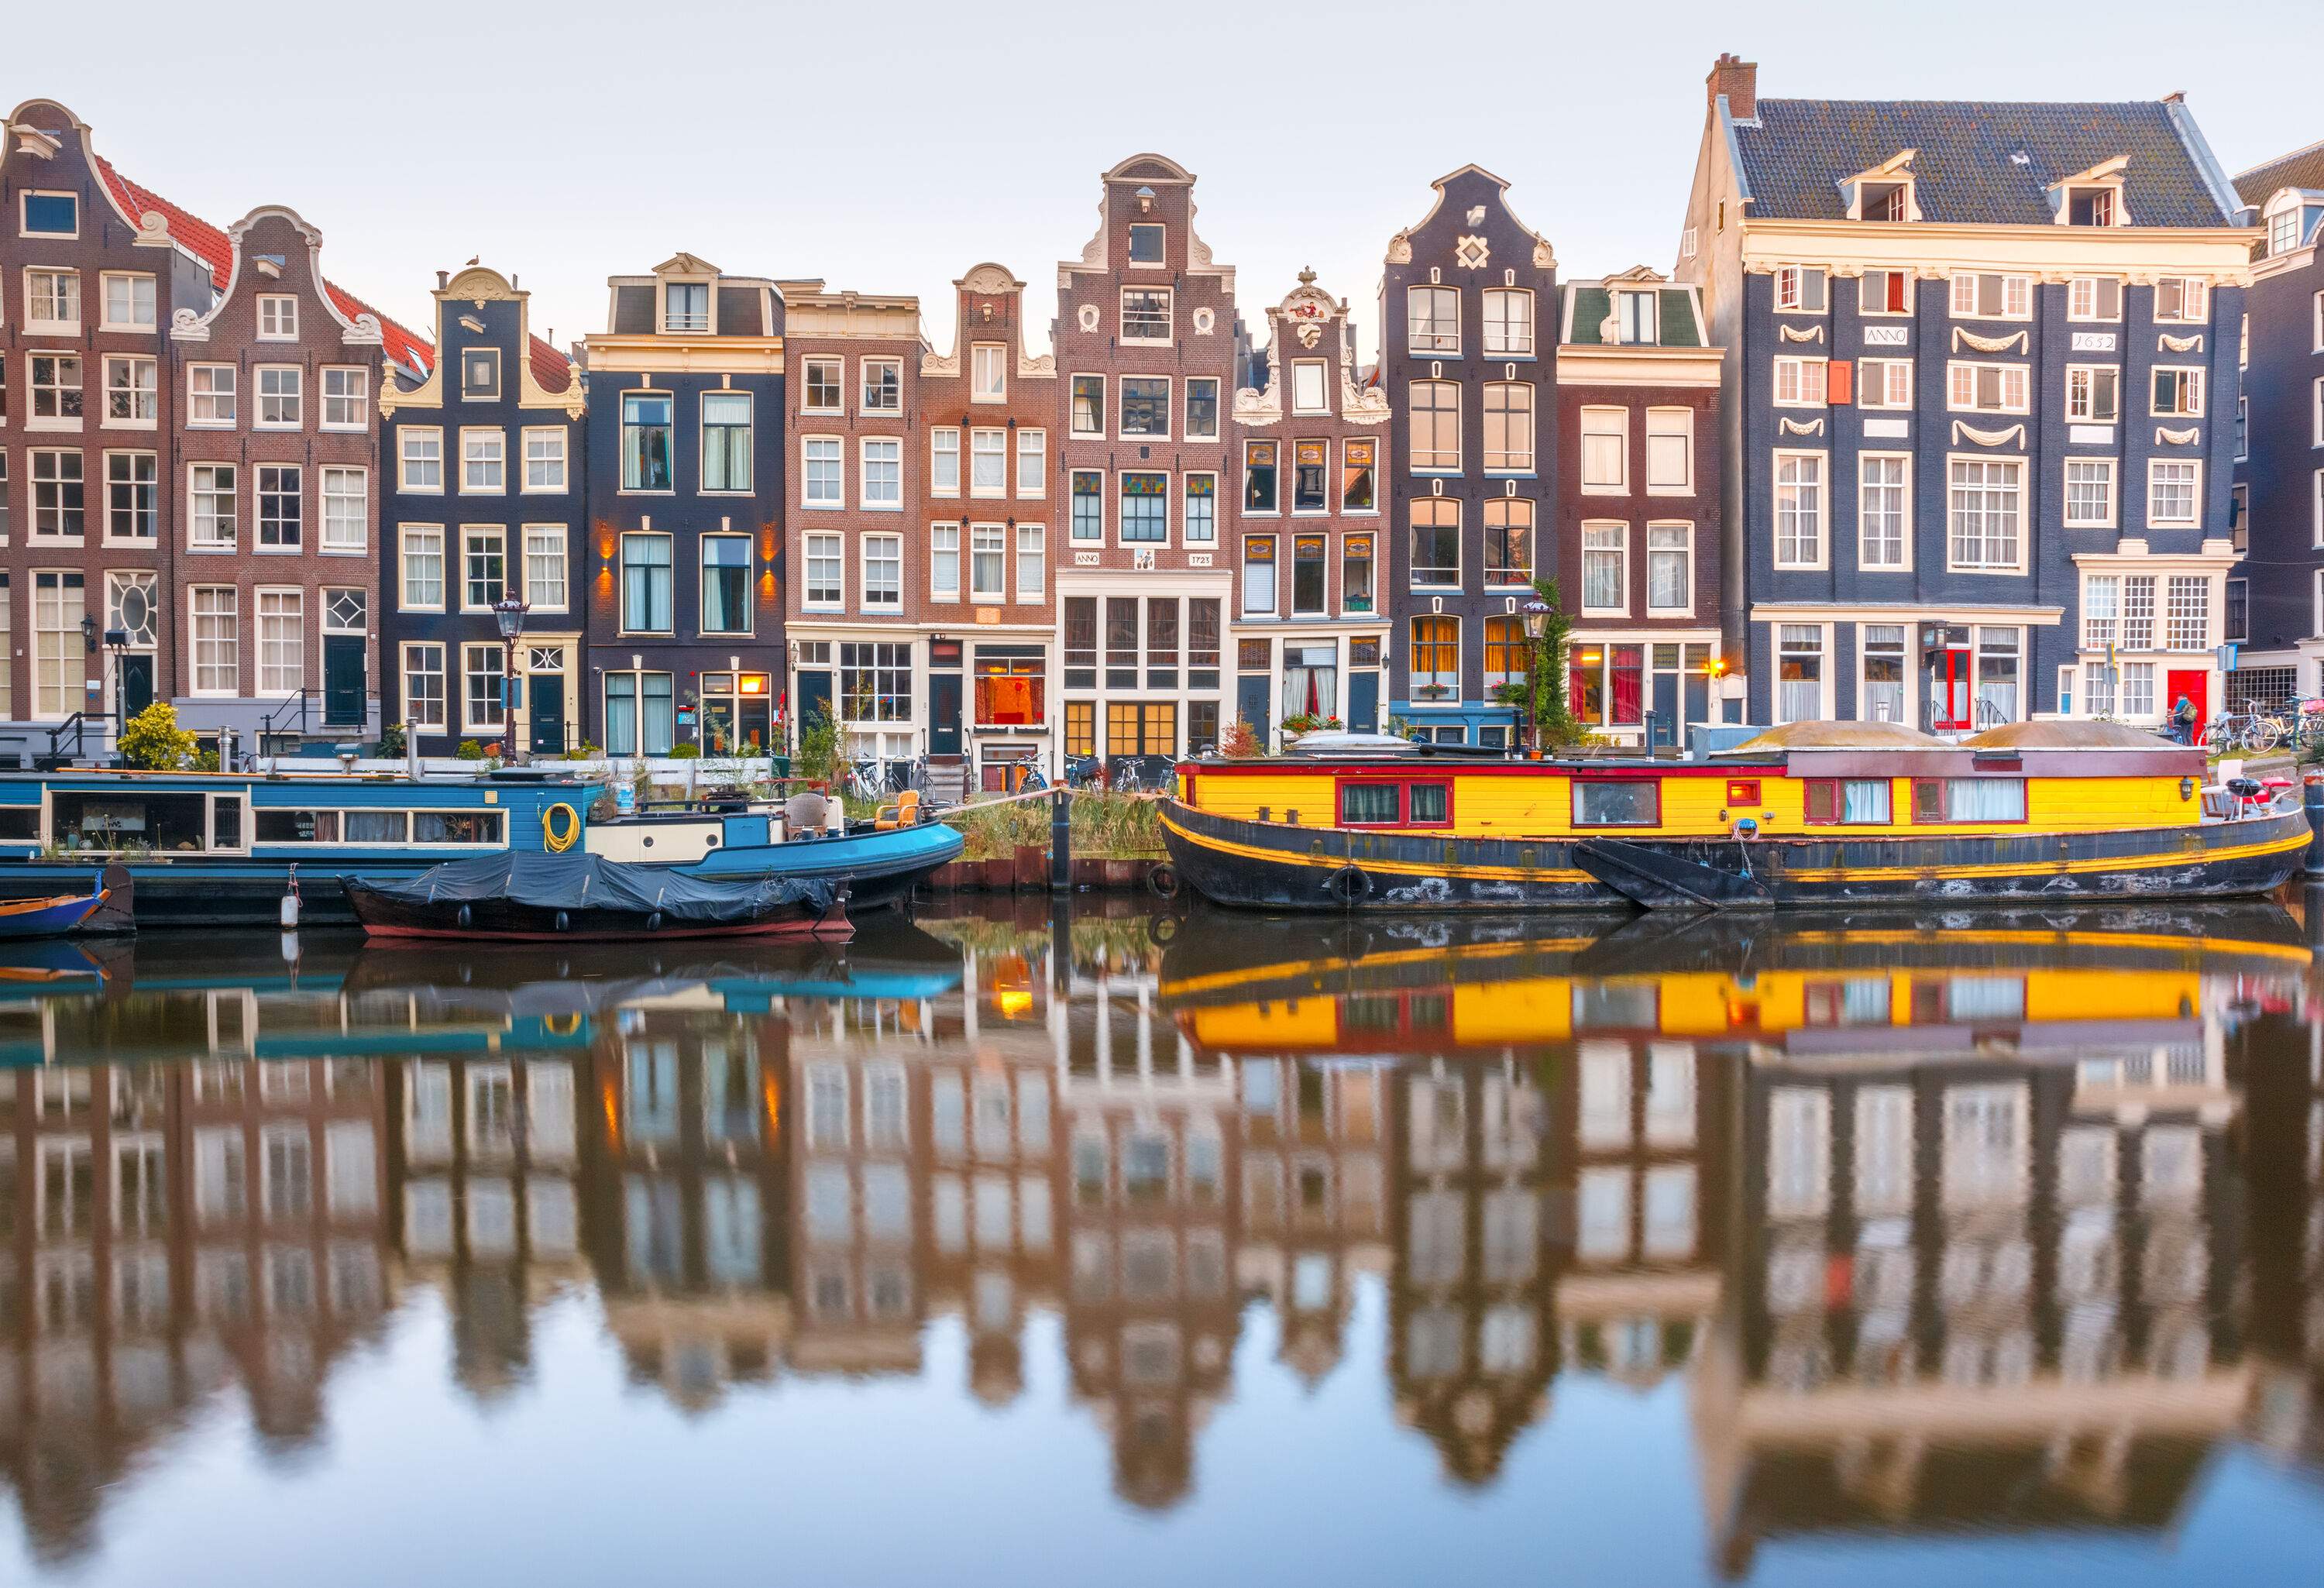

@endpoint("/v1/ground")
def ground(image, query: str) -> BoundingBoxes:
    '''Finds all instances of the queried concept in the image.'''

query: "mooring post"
[1050,785,1072,892]
[2305,774,2324,875]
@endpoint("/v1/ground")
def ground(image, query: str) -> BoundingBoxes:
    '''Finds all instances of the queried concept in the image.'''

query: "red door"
[2166,669,2207,727]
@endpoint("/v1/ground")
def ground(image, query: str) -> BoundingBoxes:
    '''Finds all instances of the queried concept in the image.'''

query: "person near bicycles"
[2171,694,2197,746]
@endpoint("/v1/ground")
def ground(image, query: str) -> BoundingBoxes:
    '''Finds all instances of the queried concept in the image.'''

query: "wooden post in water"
[2306,775,2324,875]
[1050,785,1072,892]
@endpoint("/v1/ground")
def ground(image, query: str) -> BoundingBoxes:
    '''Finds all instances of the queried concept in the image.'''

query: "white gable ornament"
[1951,421,2026,449]
[1952,327,2028,354]
[1454,235,1489,270]
[2155,424,2201,446]
[2158,332,2203,353]
[1777,417,1825,437]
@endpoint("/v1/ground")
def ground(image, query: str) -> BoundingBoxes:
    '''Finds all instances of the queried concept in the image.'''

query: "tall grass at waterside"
[940,791,1164,861]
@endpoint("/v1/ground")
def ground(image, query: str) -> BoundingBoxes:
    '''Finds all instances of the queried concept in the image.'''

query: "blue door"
[1651,672,1679,750]
[1348,671,1379,733]
[1236,675,1270,744]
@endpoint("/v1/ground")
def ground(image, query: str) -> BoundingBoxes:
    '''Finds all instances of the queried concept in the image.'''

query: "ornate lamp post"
[1520,599,1552,756]
[492,596,531,765]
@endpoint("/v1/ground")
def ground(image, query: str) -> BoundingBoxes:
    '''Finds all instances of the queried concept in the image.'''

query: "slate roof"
[1564,285,1706,348]
[1728,99,2237,228]
[2235,138,2324,206]
[97,154,439,376]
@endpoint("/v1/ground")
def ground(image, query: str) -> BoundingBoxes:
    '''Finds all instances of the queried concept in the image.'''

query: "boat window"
[1725,779,1760,806]
[1573,780,1659,827]
[211,796,245,852]
[0,807,36,840]
[1342,783,1401,825]
[1803,779,1892,824]
[1912,778,2026,823]
[413,812,504,844]
[1407,782,1451,825]
[49,792,211,853]
[345,811,410,844]
[256,810,343,843]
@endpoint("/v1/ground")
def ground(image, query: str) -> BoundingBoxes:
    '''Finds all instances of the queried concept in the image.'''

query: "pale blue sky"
[29,0,2324,363]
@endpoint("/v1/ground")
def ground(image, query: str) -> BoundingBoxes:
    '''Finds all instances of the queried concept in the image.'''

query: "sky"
[27,0,2324,366]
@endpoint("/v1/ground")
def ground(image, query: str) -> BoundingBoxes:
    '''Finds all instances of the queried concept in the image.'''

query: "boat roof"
[1961,720,2177,751]
[1714,720,1950,755]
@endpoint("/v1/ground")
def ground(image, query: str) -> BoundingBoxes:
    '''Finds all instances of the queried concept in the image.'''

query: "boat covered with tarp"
[344,851,850,942]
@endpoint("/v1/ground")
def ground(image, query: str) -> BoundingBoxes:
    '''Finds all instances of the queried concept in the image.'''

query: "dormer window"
[1128,223,1165,265]
[2271,208,2302,256]
[2067,187,2118,225]
[1862,181,1910,222]
[1841,152,1918,223]
[1615,290,1657,345]
[2050,157,2129,228]
[664,281,709,332]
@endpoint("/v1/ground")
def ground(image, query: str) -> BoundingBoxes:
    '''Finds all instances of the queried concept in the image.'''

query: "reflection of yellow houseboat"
[1159,721,2310,912]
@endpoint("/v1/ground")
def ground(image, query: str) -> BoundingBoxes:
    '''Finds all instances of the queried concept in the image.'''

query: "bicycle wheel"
[2247,718,2282,752]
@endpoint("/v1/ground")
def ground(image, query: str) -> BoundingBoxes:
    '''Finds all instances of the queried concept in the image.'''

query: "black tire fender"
[1146,863,1181,901]
[1323,865,1370,906]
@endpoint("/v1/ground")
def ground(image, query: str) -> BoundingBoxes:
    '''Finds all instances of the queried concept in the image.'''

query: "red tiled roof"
[530,335,576,394]
[95,154,434,376]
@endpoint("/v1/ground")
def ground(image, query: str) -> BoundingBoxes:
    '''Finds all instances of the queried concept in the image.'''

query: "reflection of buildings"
[0,989,390,1561]
[1700,965,2247,1579]
[2241,1004,2324,1480]
[579,997,787,1411]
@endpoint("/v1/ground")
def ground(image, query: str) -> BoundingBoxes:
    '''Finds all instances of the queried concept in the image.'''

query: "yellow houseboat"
[1157,720,2312,912]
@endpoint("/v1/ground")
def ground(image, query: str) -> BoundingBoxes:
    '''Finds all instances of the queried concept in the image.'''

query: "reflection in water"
[2,903,2322,1579]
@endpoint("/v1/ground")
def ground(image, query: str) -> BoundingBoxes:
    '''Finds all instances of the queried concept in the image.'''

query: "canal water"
[4,897,2324,1585]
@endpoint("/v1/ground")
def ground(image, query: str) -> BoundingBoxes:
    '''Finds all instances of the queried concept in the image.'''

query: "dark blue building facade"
[380,265,586,756]
[581,256,786,758]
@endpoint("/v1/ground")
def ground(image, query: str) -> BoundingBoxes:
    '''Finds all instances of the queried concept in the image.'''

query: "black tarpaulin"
[361,851,837,923]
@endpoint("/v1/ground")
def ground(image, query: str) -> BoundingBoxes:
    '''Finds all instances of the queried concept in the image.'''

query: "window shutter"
[1912,779,1945,823]
[1805,780,1838,823]
[1827,361,1854,406]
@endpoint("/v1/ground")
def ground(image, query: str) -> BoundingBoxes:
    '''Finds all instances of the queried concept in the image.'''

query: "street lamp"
[1519,599,1552,755]
[493,596,531,764]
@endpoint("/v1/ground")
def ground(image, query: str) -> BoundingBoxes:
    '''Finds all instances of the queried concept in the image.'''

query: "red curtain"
[1612,646,1645,725]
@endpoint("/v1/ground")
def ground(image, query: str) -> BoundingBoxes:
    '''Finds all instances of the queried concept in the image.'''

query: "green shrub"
[455,740,486,761]
[376,722,407,758]
[119,703,200,771]
[796,708,842,785]
[669,742,701,760]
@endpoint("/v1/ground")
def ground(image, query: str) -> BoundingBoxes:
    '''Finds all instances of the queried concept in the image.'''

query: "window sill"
[320,422,369,435]
[397,484,445,495]
[799,502,844,512]
[100,419,159,431]
[186,544,236,555]
[25,419,84,434]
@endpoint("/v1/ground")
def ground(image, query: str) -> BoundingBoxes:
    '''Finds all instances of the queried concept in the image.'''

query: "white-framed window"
[1947,361,2029,414]
[861,358,902,414]
[460,428,505,493]
[460,346,501,402]
[1127,221,1166,265]
[1483,288,1534,355]
[462,526,510,611]
[2068,276,2123,322]
[2083,573,2121,650]
[1858,359,1912,409]
[617,532,671,631]
[461,644,506,733]
[1580,406,1628,492]
[1774,265,1827,314]
[1184,473,1218,543]
[959,521,1005,603]
[802,356,843,414]
[190,364,237,428]
[2066,365,2119,424]
[1948,457,2024,571]
[1614,290,1658,345]
[321,465,366,552]
[256,294,298,340]
[1407,285,1459,352]
[321,366,369,430]
[401,642,447,730]
[1773,356,1827,407]
[1241,534,1277,615]
[1016,522,1044,601]
[19,190,77,238]
[971,342,1007,401]
[1858,454,1910,569]
[1291,359,1329,414]
[520,427,566,492]
[523,526,567,610]
[257,589,304,695]
[1185,376,1221,440]
[190,463,236,548]
[1645,407,1692,491]
[29,353,81,425]
[1776,624,1825,724]
[1119,376,1170,438]
[30,450,84,538]
[1070,374,1105,437]
[1120,288,1172,343]
[256,365,302,428]
[803,437,843,507]
[1408,381,1459,470]
[930,524,961,600]
[1950,273,2031,320]
[803,532,843,609]
[1646,523,1691,614]
[1483,381,1534,472]
[100,272,156,331]
[2150,366,2205,417]
[108,569,157,647]
[2315,469,2324,546]
[970,428,1006,497]
[2164,575,2211,651]
[191,586,238,696]
[1859,268,1912,315]
[1581,522,1627,614]
[399,525,445,610]
[1861,624,1909,723]
[395,428,437,490]
[861,438,902,509]
[26,267,80,330]
[2153,276,2209,324]
[103,355,156,424]
[861,533,902,612]
[662,280,709,332]
[1774,451,1825,568]
[104,451,157,542]
[2065,458,2117,528]
[931,428,960,496]
[2147,459,2201,528]
[2119,574,2157,649]
[1016,428,1046,497]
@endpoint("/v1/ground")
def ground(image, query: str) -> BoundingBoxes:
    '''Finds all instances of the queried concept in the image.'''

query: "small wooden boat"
[1160,720,2313,912]
[345,851,850,943]
[0,881,108,939]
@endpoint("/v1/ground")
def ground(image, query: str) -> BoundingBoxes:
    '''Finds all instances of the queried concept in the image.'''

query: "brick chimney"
[1707,53,1758,120]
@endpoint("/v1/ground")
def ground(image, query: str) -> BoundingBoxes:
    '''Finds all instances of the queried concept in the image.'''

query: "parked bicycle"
[2202,706,2281,754]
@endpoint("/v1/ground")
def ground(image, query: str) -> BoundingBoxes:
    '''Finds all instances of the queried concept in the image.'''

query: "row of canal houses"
[3,63,2317,775]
